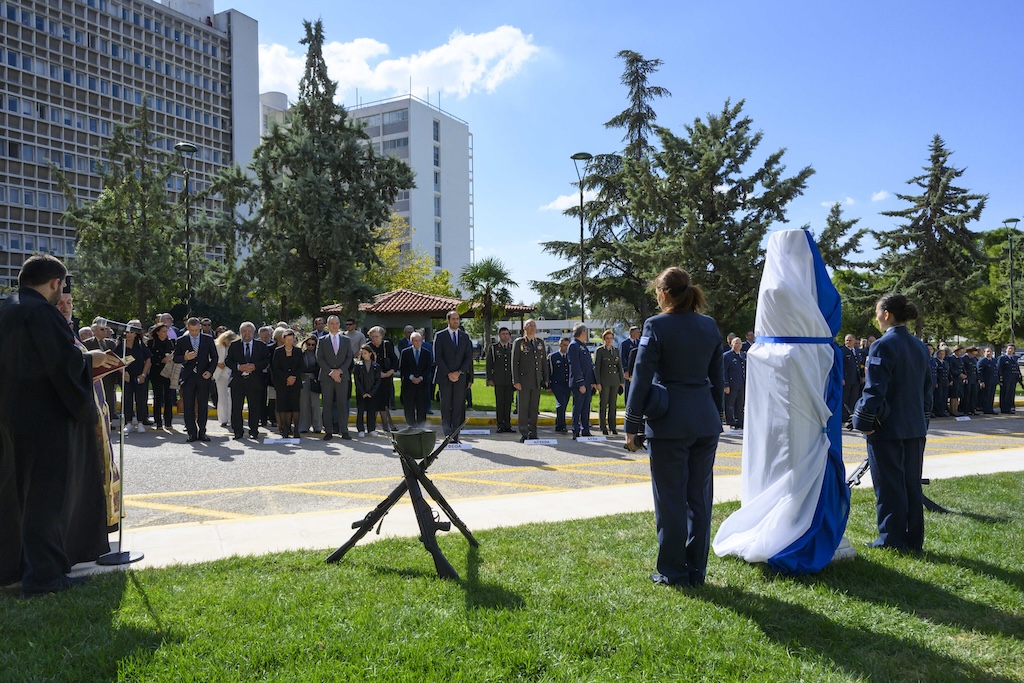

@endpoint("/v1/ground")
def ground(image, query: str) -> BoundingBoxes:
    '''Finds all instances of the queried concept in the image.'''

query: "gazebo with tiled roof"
[321,288,534,337]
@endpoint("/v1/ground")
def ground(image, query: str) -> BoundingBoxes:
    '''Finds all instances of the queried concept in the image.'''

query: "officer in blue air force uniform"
[624,267,724,587]
[548,338,571,432]
[852,293,932,551]
[722,337,746,428]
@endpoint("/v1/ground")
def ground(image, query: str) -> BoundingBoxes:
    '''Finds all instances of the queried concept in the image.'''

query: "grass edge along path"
[2,472,1023,682]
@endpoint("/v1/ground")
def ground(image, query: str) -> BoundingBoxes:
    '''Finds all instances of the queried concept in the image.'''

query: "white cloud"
[871,190,890,202]
[539,190,598,212]
[819,197,856,208]
[259,26,539,101]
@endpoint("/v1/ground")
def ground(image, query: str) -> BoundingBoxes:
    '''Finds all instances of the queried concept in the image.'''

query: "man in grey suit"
[316,315,353,440]
[512,319,549,442]
[433,310,473,441]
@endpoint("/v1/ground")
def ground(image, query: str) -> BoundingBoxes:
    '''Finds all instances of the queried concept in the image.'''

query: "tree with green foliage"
[533,50,670,324]
[655,99,814,330]
[531,291,577,321]
[246,19,414,319]
[874,135,987,338]
[814,202,868,271]
[56,104,180,323]
[457,257,515,351]
[365,214,456,297]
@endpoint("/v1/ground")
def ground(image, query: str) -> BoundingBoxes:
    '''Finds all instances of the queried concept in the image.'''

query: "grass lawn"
[399,376,625,415]
[3,473,1024,681]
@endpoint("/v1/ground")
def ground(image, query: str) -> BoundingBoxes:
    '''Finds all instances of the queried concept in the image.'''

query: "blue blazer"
[979,356,998,384]
[722,349,745,390]
[548,350,570,388]
[567,339,596,388]
[624,311,724,440]
[433,327,472,383]
[851,325,931,439]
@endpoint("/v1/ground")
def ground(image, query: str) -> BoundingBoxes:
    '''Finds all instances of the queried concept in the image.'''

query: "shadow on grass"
[694,583,1019,683]
[809,559,1024,641]
[925,551,1024,593]
[464,544,525,611]
[0,571,170,680]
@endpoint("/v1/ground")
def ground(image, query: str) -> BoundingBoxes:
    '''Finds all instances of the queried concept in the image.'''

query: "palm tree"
[457,257,516,354]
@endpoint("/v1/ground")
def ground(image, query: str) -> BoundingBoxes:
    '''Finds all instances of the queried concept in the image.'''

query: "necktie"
[191,335,199,352]
[332,334,339,354]
[245,342,251,360]
[414,349,420,364]
[451,330,457,346]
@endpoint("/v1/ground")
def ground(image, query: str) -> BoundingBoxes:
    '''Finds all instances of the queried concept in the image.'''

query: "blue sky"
[245,0,1024,303]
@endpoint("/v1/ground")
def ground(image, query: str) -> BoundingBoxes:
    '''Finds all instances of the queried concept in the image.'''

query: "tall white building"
[0,0,259,287]
[350,95,473,281]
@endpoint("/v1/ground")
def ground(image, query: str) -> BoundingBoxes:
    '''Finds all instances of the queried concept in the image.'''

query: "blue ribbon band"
[756,336,834,344]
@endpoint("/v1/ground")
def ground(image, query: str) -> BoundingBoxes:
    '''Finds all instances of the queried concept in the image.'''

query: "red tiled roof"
[321,289,534,316]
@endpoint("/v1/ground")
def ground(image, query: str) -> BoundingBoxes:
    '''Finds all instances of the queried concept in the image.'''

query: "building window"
[434,221,441,243]
[433,170,440,192]
[382,109,408,125]
[434,196,441,218]
[433,146,440,167]
[382,137,409,152]
[434,246,442,268]
[433,120,440,142]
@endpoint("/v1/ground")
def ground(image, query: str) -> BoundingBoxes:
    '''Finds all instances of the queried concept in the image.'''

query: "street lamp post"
[1006,217,1021,344]
[174,141,198,318]
[571,152,592,323]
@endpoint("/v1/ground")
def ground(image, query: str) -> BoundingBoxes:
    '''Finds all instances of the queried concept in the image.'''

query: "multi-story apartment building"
[350,95,473,282]
[0,0,259,288]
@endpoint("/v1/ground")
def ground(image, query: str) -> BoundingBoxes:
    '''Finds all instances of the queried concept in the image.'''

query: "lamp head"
[174,141,198,156]
[570,152,593,161]
[1004,218,1021,230]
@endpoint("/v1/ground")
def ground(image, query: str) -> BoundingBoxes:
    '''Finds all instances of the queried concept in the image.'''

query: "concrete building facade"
[350,95,473,282]
[0,0,259,287]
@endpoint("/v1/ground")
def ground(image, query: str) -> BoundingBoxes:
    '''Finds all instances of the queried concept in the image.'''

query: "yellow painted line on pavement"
[126,475,405,500]
[430,475,566,491]
[125,499,255,520]
[562,469,650,480]
[269,485,392,500]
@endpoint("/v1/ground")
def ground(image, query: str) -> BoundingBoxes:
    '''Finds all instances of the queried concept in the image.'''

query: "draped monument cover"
[712,229,850,574]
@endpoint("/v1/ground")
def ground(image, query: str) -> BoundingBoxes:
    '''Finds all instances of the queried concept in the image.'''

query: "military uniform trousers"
[517,386,541,438]
[494,384,514,431]
[866,435,924,551]
[599,383,621,432]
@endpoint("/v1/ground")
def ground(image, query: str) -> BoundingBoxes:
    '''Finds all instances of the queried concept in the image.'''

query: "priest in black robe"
[0,255,120,594]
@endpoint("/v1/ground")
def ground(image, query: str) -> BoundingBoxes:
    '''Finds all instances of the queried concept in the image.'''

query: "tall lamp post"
[571,152,592,323]
[1006,217,1021,344]
[174,141,198,318]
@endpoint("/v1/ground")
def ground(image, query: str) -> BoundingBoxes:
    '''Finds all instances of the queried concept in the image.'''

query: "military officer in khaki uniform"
[486,327,516,433]
[595,329,624,434]
[512,319,549,442]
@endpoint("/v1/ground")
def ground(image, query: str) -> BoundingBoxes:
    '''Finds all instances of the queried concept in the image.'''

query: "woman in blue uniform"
[997,344,1022,414]
[932,347,949,417]
[851,293,932,551]
[624,267,724,587]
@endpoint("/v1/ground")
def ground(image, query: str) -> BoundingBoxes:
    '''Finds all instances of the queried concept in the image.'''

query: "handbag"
[161,362,182,385]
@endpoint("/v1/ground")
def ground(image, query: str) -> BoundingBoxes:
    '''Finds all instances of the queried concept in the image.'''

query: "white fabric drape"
[712,230,835,562]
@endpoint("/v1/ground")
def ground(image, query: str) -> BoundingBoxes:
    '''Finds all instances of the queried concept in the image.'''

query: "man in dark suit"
[840,334,861,422]
[997,343,1022,415]
[512,319,549,441]
[400,332,432,428]
[567,323,598,439]
[225,321,271,440]
[486,327,515,433]
[84,318,119,418]
[316,315,354,440]
[433,310,472,440]
[722,337,746,429]
[173,316,218,442]
[620,326,641,402]
[549,338,571,432]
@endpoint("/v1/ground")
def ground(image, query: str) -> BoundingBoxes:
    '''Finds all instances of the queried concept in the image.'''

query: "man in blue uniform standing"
[548,338,571,433]
[979,346,998,414]
[567,323,598,439]
[997,343,1022,415]
[840,334,862,422]
[962,346,980,415]
[620,326,641,401]
[722,337,746,429]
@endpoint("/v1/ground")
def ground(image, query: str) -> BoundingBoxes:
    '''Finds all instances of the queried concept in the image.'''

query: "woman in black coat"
[271,329,303,438]
[148,323,177,429]
[354,344,382,435]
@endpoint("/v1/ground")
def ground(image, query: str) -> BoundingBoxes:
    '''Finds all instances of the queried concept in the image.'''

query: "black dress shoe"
[452,437,461,444]
[233,434,244,440]
[581,430,593,437]
[650,572,674,586]
[519,435,527,443]
[602,428,609,435]
[323,434,333,441]
[611,429,618,435]
[341,433,352,440]
[572,433,578,441]
[250,432,263,439]
[20,574,90,598]
[199,434,211,442]
[186,435,198,443]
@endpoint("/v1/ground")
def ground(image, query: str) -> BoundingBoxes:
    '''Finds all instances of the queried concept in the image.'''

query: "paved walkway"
[74,446,1024,575]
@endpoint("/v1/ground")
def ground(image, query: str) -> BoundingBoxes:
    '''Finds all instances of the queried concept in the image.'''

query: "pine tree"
[815,202,868,271]
[655,99,814,329]
[248,20,414,318]
[874,135,988,338]
[56,104,180,322]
